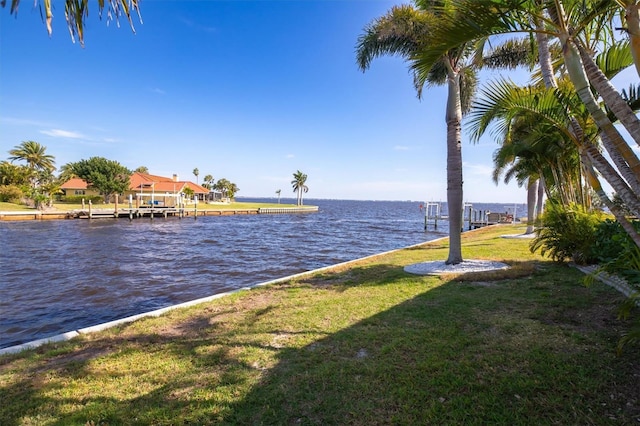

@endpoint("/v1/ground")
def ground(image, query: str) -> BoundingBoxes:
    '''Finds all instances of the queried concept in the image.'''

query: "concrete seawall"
[0,206,319,221]
[0,237,438,356]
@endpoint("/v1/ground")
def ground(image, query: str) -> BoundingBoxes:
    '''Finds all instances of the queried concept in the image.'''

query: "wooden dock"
[424,202,517,230]
[0,205,320,221]
[73,205,320,220]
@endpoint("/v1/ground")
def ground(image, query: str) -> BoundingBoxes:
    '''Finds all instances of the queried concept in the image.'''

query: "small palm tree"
[291,171,308,206]
[276,189,282,204]
[203,174,214,189]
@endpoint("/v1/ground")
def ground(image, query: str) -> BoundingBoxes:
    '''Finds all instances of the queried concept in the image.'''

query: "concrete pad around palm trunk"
[404,259,509,276]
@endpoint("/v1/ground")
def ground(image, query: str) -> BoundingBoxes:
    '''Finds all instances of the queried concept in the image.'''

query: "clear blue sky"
[0,1,635,202]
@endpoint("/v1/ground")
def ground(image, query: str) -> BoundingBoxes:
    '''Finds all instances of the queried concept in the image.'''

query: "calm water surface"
[0,199,518,349]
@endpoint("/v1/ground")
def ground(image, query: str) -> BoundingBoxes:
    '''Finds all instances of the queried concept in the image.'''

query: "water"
[0,199,522,349]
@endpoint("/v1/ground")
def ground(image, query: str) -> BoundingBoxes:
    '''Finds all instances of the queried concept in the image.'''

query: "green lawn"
[0,202,33,211]
[1,225,638,424]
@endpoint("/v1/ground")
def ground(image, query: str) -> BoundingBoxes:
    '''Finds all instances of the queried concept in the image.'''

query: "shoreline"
[0,237,445,355]
[0,205,319,221]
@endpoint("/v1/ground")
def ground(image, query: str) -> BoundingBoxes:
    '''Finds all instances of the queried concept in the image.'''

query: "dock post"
[88,200,92,219]
[194,196,198,220]
[434,203,438,229]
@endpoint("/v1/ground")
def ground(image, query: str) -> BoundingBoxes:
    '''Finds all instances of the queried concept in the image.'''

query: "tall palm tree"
[291,170,308,206]
[193,168,199,185]
[424,0,640,201]
[8,141,55,172]
[276,189,282,204]
[357,2,489,264]
[2,0,142,46]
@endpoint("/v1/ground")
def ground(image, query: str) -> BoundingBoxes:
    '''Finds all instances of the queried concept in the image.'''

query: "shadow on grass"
[1,262,638,425]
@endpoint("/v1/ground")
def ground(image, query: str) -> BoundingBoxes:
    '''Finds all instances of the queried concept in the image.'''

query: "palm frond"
[595,40,634,80]
[482,36,538,70]
[355,5,430,71]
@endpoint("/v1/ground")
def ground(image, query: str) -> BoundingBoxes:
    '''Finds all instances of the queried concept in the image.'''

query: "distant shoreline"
[0,205,319,222]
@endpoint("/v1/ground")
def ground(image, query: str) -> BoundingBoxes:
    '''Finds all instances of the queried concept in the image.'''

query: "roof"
[130,172,209,194]
[62,172,208,194]
[60,177,88,190]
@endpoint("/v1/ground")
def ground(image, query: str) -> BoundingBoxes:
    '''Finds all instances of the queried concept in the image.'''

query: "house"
[61,172,214,205]
[126,172,211,206]
[60,177,101,199]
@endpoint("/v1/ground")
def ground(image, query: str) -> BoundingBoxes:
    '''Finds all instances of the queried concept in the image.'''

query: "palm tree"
[424,0,640,205]
[469,78,640,246]
[203,174,214,189]
[2,0,142,46]
[276,189,282,204]
[356,2,481,264]
[291,170,308,206]
[8,141,55,172]
[193,168,199,185]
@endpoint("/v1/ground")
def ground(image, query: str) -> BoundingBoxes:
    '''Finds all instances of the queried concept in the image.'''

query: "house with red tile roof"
[61,172,216,205]
[127,172,211,206]
[60,177,102,198]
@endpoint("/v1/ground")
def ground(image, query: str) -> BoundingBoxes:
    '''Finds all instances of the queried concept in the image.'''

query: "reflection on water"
[0,199,513,348]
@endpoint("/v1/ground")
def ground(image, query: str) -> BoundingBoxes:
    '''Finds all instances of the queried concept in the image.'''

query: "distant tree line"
[0,142,243,207]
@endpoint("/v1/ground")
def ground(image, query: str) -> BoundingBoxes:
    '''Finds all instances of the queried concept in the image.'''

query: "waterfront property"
[127,172,213,206]
[60,177,101,198]
[60,171,219,206]
[1,223,637,424]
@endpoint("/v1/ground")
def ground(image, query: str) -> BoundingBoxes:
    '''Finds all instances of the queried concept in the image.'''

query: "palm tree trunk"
[582,152,640,248]
[583,143,640,216]
[563,39,640,191]
[535,175,545,218]
[534,24,557,88]
[445,69,463,265]
[623,0,640,77]
[576,42,640,149]
[526,177,537,234]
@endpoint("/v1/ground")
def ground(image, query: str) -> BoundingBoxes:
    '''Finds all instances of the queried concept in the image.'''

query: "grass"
[1,225,638,425]
[0,202,33,211]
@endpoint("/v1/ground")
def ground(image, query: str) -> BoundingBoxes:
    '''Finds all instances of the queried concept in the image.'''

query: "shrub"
[592,219,640,285]
[530,201,604,264]
[0,184,25,203]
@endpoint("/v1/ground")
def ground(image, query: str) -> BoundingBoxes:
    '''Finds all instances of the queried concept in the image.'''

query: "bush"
[592,219,640,285]
[0,185,25,203]
[530,201,605,264]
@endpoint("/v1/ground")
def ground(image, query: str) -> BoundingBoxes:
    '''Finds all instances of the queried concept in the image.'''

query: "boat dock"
[0,205,320,221]
[423,202,517,231]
